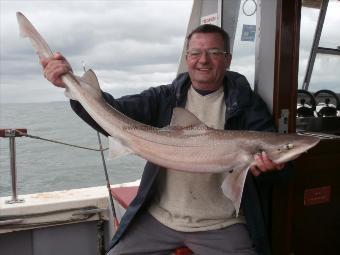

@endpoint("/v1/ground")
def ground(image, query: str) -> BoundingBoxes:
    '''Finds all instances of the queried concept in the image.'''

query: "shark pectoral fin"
[108,136,133,159]
[221,164,251,217]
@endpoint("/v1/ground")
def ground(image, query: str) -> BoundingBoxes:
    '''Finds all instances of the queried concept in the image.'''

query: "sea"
[0,101,145,197]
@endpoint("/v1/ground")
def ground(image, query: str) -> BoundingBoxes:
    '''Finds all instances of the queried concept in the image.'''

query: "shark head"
[262,133,320,164]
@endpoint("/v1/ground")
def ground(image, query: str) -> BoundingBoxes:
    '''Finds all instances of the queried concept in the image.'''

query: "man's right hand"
[40,52,72,88]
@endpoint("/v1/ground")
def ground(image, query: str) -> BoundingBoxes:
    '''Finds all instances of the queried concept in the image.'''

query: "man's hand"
[40,52,72,88]
[250,151,285,176]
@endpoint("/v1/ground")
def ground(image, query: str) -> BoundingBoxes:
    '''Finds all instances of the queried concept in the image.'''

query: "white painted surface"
[0,180,140,234]
[254,0,277,112]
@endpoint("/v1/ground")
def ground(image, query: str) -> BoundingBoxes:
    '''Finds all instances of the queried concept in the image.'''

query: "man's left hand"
[250,152,285,176]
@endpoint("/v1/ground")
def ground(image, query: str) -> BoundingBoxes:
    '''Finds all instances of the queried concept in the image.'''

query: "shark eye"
[285,144,294,150]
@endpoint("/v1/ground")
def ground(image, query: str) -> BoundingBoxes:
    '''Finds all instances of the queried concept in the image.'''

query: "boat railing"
[0,127,120,230]
[0,128,111,200]
[0,128,27,204]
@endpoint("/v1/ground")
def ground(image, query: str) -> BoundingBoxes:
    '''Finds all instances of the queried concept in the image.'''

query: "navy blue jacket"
[71,71,291,255]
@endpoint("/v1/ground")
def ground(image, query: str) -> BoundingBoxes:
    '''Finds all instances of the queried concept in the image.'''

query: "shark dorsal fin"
[80,69,101,92]
[65,69,102,100]
[170,107,208,129]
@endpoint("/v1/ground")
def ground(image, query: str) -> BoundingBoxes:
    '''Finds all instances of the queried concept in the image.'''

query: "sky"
[0,0,339,104]
[0,0,193,103]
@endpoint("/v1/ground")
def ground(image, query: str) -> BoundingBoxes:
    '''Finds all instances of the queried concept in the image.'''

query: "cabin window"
[298,0,340,93]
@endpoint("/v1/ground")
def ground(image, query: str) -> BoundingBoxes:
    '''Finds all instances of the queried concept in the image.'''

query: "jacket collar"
[173,73,191,107]
[173,72,247,119]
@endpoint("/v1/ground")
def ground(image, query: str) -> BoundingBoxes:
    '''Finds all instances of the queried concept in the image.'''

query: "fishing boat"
[1,0,339,254]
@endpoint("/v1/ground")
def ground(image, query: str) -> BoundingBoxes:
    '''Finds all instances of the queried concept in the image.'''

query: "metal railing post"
[2,129,25,204]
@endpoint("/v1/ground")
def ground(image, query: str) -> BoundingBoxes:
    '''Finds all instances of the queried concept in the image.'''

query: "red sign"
[201,13,218,25]
[304,186,331,206]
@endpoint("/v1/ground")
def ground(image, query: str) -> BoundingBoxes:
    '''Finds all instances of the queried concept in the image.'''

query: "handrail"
[0,128,108,204]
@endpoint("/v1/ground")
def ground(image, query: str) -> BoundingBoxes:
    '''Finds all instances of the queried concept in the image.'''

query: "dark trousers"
[108,212,257,255]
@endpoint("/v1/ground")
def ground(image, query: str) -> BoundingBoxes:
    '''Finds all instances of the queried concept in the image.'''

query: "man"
[42,24,287,255]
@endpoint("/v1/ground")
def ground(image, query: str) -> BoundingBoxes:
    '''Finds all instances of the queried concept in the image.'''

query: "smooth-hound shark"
[16,12,320,215]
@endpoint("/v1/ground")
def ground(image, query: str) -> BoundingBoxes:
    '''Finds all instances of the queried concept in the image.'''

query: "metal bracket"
[278,109,289,134]
[0,128,27,138]
[5,129,16,137]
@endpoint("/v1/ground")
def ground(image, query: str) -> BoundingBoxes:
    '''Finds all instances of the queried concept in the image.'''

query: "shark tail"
[16,12,53,59]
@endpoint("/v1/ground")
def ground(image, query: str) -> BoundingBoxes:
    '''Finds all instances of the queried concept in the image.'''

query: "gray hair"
[186,24,230,53]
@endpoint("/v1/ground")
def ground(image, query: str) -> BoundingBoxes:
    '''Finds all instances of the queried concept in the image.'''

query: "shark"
[16,12,320,215]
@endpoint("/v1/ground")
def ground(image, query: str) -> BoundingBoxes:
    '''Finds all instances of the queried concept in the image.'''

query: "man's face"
[186,32,231,91]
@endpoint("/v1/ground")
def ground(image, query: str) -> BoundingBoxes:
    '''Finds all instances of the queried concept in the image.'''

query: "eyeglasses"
[186,48,228,59]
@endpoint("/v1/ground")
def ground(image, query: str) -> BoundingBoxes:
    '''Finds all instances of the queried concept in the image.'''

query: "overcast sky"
[0,0,339,104]
[0,0,193,103]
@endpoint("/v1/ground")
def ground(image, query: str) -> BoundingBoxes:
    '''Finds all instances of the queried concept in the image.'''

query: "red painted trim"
[110,186,139,209]
[175,247,193,255]
[0,128,27,137]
